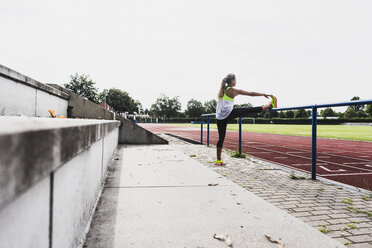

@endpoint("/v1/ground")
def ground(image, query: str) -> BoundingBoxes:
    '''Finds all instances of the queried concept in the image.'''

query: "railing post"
[239,117,242,155]
[200,116,203,144]
[311,106,317,180]
[207,116,210,146]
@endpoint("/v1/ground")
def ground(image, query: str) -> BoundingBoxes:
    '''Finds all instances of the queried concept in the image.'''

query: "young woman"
[215,73,277,165]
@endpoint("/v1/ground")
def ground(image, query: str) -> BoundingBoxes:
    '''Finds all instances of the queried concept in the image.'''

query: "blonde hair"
[217,73,235,99]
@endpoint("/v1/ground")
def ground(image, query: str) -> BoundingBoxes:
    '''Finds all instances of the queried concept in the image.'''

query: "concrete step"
[0,116,121,248]
[86,145,344,248]
[118,117,168,144]
[0,116,120,208]
[0,64,69,117]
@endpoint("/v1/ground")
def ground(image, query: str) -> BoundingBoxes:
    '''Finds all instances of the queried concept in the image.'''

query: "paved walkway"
[159,134,372,248]
[140,123,372,191]
[86,144,343,248]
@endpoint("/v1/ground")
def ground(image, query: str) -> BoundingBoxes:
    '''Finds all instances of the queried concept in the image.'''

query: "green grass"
[289,174,305,180]
[342,198,353,204]
[173,123,372,142]
[345,206,372,218]
[318,226,330,234]
[346,224,357,229]
[231,151,246,158]
[361,195,371,201]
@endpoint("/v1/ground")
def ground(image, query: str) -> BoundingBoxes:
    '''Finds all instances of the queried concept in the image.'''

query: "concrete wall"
[0,176,50,248]
[0,117,120,248]
[118,117,168,144]
[49,84,115,120]
[0,64,69,117]
[53,129,118,248]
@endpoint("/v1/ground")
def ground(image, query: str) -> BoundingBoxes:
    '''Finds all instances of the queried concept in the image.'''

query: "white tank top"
[216,87,234,120]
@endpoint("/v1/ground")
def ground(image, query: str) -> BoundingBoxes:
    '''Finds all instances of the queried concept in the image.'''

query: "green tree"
[134,100,143,113]
[240,103,253,108]
[278,111,286,118]
[263,112,271,119]
[350,96,364,112]
[98,89,109,102]
[356,110,367,118]
[64,73,99,103]
[344,107,357,119]
[100,88,139,113]
[144,108,152,116]
[320,108,336,118]
[204,99,217,113]
[294,109,308,118]
[177,112,187,118]
[185,99,205,118]
[150,94,181,118]
[233,103,253,109]
[264,111,278,119]
[285,110,294,118]
[366,105,372,117]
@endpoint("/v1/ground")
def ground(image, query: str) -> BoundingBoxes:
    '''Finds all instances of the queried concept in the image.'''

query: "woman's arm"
[229,88,272,98]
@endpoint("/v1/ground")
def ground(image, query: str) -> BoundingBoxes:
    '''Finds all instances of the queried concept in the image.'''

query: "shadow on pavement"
[84,144,125,248]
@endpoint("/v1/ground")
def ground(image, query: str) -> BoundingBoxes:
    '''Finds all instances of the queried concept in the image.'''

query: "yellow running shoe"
[215,160,226,166]
[271,96,277,108]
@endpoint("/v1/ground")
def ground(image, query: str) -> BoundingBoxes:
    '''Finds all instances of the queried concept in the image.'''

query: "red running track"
[140,123,372,191]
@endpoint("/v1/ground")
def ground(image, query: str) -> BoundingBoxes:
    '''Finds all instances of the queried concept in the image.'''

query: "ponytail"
[217,73,235,99]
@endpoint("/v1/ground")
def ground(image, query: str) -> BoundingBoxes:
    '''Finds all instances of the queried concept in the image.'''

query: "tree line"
[64,74,372,119]
[150,95,372,120]
[63,74,142,114]
[149,95,217,119]
[63,73,217,118]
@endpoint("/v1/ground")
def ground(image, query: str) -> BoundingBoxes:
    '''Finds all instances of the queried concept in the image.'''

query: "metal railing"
[200,99,372,180]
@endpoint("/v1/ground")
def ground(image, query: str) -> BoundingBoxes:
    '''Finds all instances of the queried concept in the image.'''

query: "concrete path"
[160,134,372,248]
[85,144,344,248]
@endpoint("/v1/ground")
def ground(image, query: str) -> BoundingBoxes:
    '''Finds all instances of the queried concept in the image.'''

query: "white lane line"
[225,139,372,173]
[343,162,367,165]
[274,157,288,159]
[292,163,328,166]
[322,172,372,176]
[261,141,372,163]
[249,152,271,154]
[239,135,372,160]
[319,166,346,172]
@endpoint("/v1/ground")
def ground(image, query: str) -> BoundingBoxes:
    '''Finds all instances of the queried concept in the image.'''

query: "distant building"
[99,101,114,112]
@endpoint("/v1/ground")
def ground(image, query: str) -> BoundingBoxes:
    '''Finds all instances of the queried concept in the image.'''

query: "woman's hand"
[264,94,273,98]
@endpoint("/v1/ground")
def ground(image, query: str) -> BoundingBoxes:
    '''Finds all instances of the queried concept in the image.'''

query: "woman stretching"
[215,73,277,165]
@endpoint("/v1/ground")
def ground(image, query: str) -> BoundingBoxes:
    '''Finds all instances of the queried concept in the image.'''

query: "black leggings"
[216,107,263,148]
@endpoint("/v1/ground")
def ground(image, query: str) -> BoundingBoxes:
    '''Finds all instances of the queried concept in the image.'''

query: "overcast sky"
[1,0,371,111]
